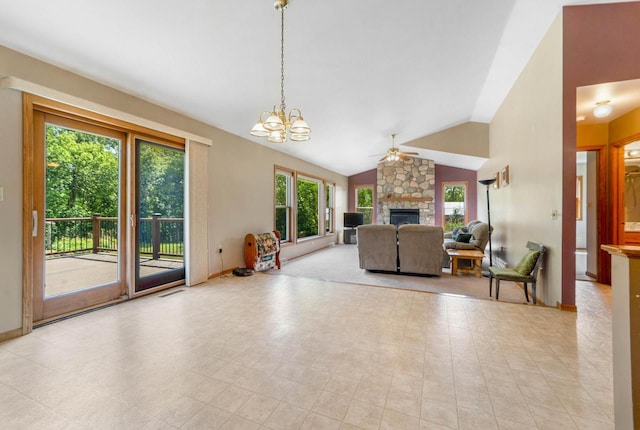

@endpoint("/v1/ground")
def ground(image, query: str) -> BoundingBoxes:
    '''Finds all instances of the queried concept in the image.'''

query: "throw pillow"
[452,226,467,237]
[515,250,540,275]
[455,233,473,243]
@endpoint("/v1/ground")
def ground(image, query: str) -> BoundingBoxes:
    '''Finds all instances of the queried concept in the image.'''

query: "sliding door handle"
[32,210,38,237]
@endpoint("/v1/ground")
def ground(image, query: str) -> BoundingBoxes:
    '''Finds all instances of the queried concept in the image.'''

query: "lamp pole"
[478,178,496,268]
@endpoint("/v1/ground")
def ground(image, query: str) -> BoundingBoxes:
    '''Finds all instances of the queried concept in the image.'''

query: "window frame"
[274,168,294,243]
[441,181,468,229]
[296,174,322,241]
[355,184,375,225]
[275,166,336,244]
[325,182,335,234]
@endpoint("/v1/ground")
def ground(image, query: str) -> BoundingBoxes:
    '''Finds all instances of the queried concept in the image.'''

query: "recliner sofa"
[357,224,444,276]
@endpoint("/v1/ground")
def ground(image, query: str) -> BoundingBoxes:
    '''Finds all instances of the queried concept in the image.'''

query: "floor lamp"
[478,178,496,270]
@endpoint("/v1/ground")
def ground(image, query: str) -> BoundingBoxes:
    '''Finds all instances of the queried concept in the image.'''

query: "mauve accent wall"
[563,2,640,304]
[435,165,477,227]
[349,164,477,226]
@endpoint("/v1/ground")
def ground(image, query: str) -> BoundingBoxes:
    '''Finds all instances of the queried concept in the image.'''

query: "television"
[344,212,364,228]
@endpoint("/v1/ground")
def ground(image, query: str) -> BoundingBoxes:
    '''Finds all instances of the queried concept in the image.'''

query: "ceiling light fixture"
[380,133,418,163]
[593,100,613,118]
[250,0,310,143]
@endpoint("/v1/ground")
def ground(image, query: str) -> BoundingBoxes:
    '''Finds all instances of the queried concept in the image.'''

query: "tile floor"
[0,275,613,429]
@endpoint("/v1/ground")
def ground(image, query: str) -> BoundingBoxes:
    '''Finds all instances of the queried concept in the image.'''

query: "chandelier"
[250,0,311,143]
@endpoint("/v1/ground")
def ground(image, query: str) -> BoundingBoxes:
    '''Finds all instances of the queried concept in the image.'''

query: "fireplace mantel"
[379,197,433,202]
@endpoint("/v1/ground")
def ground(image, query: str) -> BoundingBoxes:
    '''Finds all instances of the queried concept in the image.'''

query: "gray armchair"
[442,220,492,267]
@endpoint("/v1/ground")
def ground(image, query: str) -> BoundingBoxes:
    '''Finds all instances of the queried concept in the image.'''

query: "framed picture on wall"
[493,171,500,189]
[501,165,510,187]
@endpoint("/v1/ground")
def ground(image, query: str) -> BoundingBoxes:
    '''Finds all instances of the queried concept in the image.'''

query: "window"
[355,185,374,224]
[297,175,321,239]
[442,182,468,230]
[275,170,293,241]
[275,167,335,242]
[326,183,335,233]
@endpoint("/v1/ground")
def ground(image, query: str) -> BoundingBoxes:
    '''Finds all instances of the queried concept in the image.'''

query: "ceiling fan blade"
[379,155,388,162]
[400,155,411,162]
[403,152,419,156]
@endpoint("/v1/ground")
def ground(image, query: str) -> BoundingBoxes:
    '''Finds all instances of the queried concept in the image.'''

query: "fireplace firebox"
[390,208,420,226]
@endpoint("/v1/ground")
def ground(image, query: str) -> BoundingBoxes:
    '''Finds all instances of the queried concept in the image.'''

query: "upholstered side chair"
[489,241,545,304]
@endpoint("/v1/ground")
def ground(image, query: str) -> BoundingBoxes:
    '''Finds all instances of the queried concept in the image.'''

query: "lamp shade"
[267,130,286,143]
[264,114,285,131]
[290,133,310,142]
[250,121,269,137]
[479,178,496,186]
[290,117,310,134]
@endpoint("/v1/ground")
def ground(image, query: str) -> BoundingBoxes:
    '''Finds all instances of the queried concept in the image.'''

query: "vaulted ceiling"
[0,0,633,175]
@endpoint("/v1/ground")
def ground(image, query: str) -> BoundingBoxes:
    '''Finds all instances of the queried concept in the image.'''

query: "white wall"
[576,161,587,249]
[0,44,347,334]
[481,14,563,305]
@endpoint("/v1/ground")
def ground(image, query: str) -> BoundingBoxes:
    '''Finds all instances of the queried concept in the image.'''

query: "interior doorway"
[576,150,598,281]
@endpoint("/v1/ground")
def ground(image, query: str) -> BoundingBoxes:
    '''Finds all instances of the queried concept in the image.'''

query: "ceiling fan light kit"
[250,0,311,143]
[380,133,418,163]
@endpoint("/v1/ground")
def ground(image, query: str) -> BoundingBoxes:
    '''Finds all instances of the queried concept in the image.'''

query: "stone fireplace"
[377,158,435,225]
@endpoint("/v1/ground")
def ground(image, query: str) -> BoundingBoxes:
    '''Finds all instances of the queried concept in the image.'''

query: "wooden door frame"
[22,94,186,332]
[613,134,640,245]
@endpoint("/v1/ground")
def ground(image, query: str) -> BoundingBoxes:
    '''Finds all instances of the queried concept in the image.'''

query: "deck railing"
[45,214,183,258]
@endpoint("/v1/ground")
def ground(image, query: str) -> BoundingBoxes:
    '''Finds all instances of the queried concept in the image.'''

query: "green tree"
[297,178,319,238]
[138,143,184,218]
[275,174,289,239]
[443,185,465,230]
[356,187,374,224]
[45,125,119,218]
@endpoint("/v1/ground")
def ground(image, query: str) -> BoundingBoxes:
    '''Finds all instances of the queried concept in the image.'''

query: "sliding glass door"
[33,113,125,321]
[30,108,186,323]
[135,139,185,292]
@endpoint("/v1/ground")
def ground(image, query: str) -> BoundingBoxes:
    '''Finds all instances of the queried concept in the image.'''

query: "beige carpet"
[267,244,534,305]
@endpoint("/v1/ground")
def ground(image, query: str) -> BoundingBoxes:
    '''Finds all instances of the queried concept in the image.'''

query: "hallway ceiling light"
[593,100,613,118]
[250,0,311,143]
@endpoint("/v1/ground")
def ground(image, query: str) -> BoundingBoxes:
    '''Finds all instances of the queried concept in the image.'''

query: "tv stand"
[344,228,357,245]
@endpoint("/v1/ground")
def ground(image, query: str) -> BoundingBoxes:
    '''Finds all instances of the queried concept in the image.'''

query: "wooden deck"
[45,252,184,297]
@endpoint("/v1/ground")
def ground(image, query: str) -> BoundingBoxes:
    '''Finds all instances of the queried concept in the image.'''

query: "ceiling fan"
[379,133,418,162]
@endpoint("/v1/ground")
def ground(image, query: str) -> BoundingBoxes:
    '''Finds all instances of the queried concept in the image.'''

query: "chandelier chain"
[280,6,286,112]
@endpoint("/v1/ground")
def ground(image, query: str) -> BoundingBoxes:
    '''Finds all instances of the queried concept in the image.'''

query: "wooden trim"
[22,94,35,335]
[0,328,23,343]
[557,301,578,312]
[585,271,598,279]
[1,76,209,145]
[33,297,127,327]
[28,94,185,146]
[379,197,434,202]
[440,181,469,226]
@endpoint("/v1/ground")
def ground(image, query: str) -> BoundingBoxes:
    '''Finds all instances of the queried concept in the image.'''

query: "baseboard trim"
[556,301,578,312]
[0,328,23,343]
[208,267,238,279]
[585,271,597,280]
